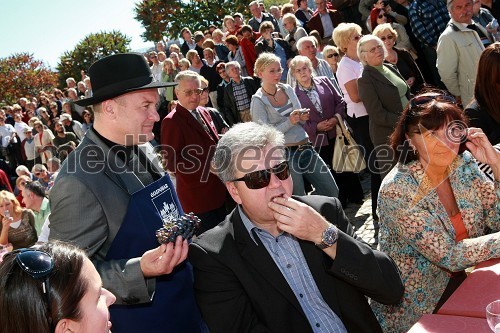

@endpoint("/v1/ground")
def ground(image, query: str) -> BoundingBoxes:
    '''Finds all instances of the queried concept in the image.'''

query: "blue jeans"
[287,146,339,197]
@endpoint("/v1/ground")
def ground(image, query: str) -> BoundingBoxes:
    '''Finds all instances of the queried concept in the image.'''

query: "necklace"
[262,86,279,102]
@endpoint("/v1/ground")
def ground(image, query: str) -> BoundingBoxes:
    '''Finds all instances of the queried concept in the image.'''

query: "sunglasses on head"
[327,53,339,58]
[232,161,290,189]
[409,93,456,109]
[6,249,55,327]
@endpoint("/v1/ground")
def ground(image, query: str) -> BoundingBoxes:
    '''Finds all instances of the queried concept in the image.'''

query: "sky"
[0,0,154,69]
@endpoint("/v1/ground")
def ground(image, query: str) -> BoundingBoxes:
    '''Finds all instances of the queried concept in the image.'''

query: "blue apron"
[105,173,207,333]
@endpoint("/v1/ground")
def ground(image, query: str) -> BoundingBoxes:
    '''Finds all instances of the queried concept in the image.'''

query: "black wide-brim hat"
[75,52,177,106]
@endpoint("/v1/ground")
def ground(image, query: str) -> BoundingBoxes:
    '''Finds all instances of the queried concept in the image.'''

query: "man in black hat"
[48,53,207,333]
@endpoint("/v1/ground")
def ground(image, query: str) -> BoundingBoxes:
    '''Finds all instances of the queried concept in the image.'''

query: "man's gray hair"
[296,36,317,53]
[225,61,241,74]
[212,122,285,183]
[174,70,201,84]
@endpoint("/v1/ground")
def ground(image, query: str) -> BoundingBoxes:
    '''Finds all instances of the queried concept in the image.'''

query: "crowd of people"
[0,0,499,332]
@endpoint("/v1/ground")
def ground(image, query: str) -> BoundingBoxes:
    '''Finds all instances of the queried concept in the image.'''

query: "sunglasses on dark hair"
[6,249,55,326]
[327,53,339,58]
[231,161,290,189]
[409,93,456,109]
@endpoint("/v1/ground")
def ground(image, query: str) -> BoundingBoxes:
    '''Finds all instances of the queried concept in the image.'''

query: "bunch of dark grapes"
[156,213,201,244]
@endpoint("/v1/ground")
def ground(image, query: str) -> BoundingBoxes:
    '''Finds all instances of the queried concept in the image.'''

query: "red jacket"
[160,105,227,214]
[239,32,261,77]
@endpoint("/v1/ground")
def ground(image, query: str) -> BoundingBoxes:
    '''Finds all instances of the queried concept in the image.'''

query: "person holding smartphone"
[250,52,339,197]
[291,55,364,207]
[0,190,36,250]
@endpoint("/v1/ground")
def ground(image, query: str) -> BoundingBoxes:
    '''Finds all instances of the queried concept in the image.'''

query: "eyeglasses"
[6,249,55,327]
[182,89,204,97]
[231,161,290,189]
[201,87,210,93]
[34,171,43,176]
[378,13,387,18]
[380,35,394,41]
[362,45,384,53]
[352,35,363,41]
[326,53,339,58]
[409,93,456,109]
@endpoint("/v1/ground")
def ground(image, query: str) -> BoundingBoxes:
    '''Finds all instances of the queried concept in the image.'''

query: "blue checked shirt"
[232,79,251,112]
[239,207,348,333]
[409,0,449,47]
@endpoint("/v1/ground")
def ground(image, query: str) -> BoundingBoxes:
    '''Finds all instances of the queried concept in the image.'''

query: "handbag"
[332,114,367,173]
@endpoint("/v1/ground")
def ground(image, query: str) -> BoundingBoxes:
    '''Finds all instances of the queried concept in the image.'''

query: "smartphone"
[3,210,9,218]
[299,108,310,115]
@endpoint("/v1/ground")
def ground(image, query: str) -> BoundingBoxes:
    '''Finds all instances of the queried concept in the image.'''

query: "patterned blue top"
[239,206,348,333]
[370,152,500,332]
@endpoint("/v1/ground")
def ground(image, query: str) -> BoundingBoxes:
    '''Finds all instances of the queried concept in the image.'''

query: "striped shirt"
[239,207,348,333]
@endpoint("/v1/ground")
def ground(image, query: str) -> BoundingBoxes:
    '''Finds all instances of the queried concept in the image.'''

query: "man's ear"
[101,99,117,120]
[54,318,79,333]
[226,181,243,205]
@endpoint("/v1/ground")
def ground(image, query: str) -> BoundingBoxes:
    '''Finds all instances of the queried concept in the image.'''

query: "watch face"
[322,226,338,246]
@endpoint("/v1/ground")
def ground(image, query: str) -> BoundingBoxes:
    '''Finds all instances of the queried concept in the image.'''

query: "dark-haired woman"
[465,42,500,145]
[0,241,116,332]
[370,91,500,332]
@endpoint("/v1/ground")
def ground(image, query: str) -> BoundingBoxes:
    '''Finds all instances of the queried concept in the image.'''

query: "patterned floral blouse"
[370,152,500,332]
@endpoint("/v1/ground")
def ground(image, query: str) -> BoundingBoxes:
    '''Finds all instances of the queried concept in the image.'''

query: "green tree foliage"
[56,31,131,87]
[134,0,249,41]
[0,53,58,105]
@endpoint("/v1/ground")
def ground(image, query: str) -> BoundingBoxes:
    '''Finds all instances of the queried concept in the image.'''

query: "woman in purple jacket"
[291,55,364,206]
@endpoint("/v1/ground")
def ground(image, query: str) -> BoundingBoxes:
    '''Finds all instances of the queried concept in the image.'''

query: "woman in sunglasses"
[357,35,411,180]
[322,45,341,75]
[370,91,500,332]
[334,23,382,219]
[0,190,36,250]
[373,23,425,94]
[250,52,339,197]
[369,7,416,57]
[0,241,116,333]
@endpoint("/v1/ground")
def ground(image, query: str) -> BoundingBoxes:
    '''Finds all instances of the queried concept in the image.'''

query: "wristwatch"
[315,224,339,249]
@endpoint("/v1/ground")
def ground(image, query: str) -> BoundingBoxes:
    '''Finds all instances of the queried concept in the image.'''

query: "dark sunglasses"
[201,87,210,93]
[409,93,456,109]
[380,35,394,41]
[232,161,290,189]
[352,34,363,41]
[6,249,55,326]
[378,13,387,18]
[326,53,339,58]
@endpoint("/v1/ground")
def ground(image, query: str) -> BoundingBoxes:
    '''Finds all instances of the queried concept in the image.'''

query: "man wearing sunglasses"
[189,122,404,333]
[49,53,207,333]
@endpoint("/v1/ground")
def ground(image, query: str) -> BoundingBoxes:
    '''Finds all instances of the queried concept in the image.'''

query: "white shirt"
[336,56,368,118]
